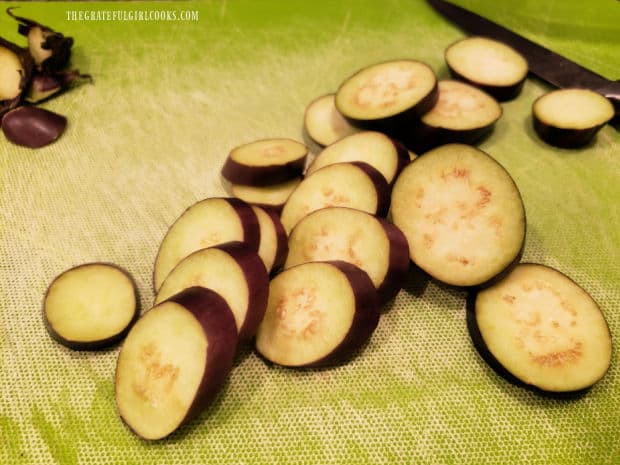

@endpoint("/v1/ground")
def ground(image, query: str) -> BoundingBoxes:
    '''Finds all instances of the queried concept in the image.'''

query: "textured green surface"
[1,1,619,464]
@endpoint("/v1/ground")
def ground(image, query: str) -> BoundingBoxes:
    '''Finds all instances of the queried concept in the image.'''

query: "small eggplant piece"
[7,7,74,71]
[251,205,288,273]
[335,59,438,136]
[116,286,238,440]
[229,177,302,213]
[2,106,67,148]
[303,93,359,146]
[26,69,92,104]
[285,207,409,304]
[468,263,612,393]
[403,80,502,153]
[280,161,390,234]
[0,37,33,113]
[445,36,528,101]
[255,261,380,367]
[532,88,615,148]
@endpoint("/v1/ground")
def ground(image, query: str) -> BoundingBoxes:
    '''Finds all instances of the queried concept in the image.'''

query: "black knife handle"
[597,80,620,116]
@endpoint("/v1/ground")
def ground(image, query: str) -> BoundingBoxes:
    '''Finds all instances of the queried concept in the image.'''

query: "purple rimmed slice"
[280,161,390,234]
[404,80,502,153]
[390,143,525,287]
[255,261,380,367]
[251,205,288,273]
[229,177,301,213]
[303,93,359,146]
[285,207,409,304]
[155,241,268,341]
[43,263,139,350]
[445,36,528,101]
[221,138,308,186]
[532,88,615,148]
[467,263,612,393]
[335,59,438,135]
[305,131,408,185]
[115,286,237,440]
[153,197,260,291]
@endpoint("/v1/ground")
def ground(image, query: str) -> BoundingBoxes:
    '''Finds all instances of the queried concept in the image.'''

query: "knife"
[427,0,620,116]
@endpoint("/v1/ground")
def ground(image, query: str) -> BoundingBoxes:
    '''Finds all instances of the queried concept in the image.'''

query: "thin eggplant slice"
[230,177,301,213]
[2,106,67,148]
[285,207,409,304]
[468,263,612,393]
[221,138,308,186]
[7,7,74,71]
[280,161,390,234]
[115,287,237,440]
[335,59,438,134]
[405,80,502,152]
[43,263,139,350]
[390,144,525,287]
[153,197,260,291]
[255,261,380,367]
[532,88,615,148]
[304,93,358,146]
[445,36,528,101]
[305,131,408,185]
[251,205,288,273]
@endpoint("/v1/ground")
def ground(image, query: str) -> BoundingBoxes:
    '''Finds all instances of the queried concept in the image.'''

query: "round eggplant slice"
[468,263,612,393]
[155,242,268,341]
[305,131,408,185]
[406,80,502,153]
[335,59,438,134]
[221,138,308,186]
[445,36,528,101]
[532,88,615,148]
[115,287,237,440]
[43,263,139,350]
[390,144,525,287]
[255,261,380,367]
[2,106,67,148]
[304,93,359,146]
[280,161,390,234]
[285,207,409,304]
[153,197,260,291]
[230,177,301,213]
[251,205,288,273]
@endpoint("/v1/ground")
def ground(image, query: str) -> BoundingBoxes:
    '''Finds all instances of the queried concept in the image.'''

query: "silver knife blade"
[427,0,620,113]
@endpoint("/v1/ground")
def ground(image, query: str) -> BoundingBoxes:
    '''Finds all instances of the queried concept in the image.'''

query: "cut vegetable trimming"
[115,286,238,440]
[467,263,612,393]
[155,241,269,341]
[285,207,409,304]
[43,263,139,350]
[390,143,525,287]
[255,261,380,367]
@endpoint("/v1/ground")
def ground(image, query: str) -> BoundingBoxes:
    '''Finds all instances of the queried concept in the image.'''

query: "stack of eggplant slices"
[42,36,613,441]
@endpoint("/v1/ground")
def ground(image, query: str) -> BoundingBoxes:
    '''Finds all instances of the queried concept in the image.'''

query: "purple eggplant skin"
[375,218,410,304]
[348,161,391,217]
[1,106,67,148]
[43,263,140,351]
[210,241,269,342]
[465,288,590,399]
[0,37,34,114]
[7,7,74,71]
[221,152,307,186]
[447,66,526,102]
[260,206,289,272]
[26,69,93,104]
[532,117,607,149]
[300,261,380,368]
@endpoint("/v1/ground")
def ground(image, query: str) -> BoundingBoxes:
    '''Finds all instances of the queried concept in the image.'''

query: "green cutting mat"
[1,1,619,463]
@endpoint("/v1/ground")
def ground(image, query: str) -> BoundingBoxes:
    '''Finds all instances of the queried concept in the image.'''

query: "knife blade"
[427,0,620,115]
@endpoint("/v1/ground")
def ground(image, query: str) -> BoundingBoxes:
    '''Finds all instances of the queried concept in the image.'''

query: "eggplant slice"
[335,59,438,134]
[445,36,528,101]
[532,88,615,148]
[468,263,612,393]
[0,37,33,113]
[304,93,359,146]
[230,177,301,213]
[390,144,525,287]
